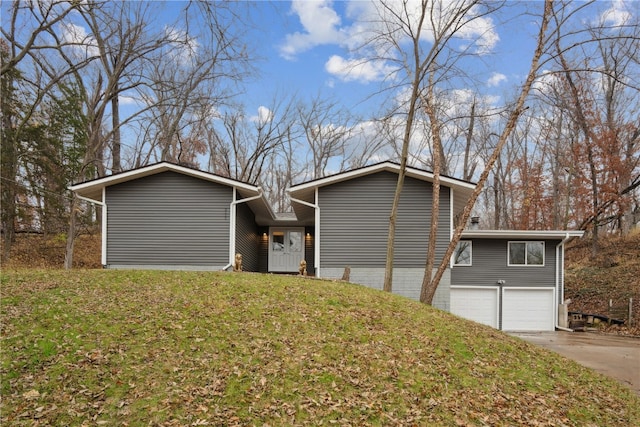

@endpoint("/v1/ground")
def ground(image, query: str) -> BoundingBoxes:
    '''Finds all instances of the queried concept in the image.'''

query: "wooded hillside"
[565,230,640,334]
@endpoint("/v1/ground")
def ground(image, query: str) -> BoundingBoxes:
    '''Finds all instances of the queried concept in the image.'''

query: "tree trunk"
[383,79,421,292]
[463,100,476,181]
[424,0,553,303]
[111,76,121,173]
[0,69,17,262]
[64,196,78,269]
[420,72,442,304]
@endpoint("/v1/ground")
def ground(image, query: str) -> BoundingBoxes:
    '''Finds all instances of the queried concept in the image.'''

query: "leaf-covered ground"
[1,269,638,426]
[565,230,640,334]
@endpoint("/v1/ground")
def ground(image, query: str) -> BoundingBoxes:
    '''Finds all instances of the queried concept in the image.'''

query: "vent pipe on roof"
[470,216,480,230]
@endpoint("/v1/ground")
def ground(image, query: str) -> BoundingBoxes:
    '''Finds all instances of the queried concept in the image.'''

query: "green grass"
[1,269,638,426]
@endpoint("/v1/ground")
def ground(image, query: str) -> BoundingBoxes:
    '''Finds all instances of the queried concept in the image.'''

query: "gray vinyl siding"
[452,189,468,227]
[106,171,231,266]
[319,171,451,268]
[451,239,560,287]
[235,202,259,272]
[258,227,269,273]
[304,226,315,275]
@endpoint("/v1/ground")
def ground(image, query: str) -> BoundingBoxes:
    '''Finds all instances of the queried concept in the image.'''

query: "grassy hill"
[3,231,639,334]
[1,269,638,426]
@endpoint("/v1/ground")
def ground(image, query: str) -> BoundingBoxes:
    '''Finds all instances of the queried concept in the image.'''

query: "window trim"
[453,240,473,266]
[507,241,545,267]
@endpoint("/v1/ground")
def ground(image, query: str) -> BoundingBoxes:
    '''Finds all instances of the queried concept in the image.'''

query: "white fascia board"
[289,162,476,196]
[69,162,261,199]
[461,230,585,240]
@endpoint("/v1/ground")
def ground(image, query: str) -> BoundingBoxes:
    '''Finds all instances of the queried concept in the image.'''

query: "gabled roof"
[461,230,585,240]
[69,162,276,223]
[287,161,477,223]
[289,161,476,195]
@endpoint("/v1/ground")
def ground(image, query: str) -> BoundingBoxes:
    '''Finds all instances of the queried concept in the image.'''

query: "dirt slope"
[0,233,102,269]
[564,230,640,334]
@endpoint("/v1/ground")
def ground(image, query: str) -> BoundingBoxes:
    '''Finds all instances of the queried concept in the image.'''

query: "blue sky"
[8,0,632,122]
[219,0,635,119]
[3,0,635,172]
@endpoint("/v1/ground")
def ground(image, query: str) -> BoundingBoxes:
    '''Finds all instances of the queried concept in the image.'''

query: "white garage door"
[450,286,499,328]
[502,287,555,331]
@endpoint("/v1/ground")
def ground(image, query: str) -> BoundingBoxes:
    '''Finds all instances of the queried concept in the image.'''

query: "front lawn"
[1,269,638,425]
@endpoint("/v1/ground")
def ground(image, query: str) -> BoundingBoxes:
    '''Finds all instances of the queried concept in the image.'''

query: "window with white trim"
[508,241,544,266]
[453,240,472,266]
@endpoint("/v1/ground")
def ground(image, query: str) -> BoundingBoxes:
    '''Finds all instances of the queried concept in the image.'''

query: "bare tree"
[355,0,502,292]
[541,2,640,253]
[210,95,299,186]
[298,94,356,179]
[355,0,550,301]
[420,0,554,303]
[0,0,79,76]
[133,1,254,170]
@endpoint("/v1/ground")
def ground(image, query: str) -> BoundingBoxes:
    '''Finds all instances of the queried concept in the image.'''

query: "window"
[453,241,472,266]
[508,241,544,266]
[272,232,284,252]
[289,231,302,252]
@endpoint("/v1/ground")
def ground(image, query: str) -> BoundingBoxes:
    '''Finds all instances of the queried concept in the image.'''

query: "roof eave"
[461,230,585,239]
[69,162,262,201]
[288,161,476,197]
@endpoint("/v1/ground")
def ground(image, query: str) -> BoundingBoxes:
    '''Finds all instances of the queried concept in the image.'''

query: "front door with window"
[268,227,305,272]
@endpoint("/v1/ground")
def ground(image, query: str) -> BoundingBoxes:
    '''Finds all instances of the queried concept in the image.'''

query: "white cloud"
[531,69,559,94]
[118,95,140,106]
[279,0,345,60]
[250,106,273,124]
[60,22,99,58]
[282,0,500,86]
[599,0,632,26]
[487,72,507,87]
[325,55,396,83]
[456,6,499,55]
[165,26,199,63]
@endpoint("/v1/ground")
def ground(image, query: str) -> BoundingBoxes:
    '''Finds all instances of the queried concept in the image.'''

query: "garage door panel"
[502,287,555,331]
[450,286,499,328]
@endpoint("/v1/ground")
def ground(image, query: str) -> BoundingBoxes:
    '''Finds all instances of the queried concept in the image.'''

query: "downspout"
[76,190,107,266]
[289,188,320,277]
[224,187,265,271]
[556,232,574,332]
[449,189,454,268]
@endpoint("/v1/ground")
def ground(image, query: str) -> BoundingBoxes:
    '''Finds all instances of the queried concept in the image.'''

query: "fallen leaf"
[23,389,40,400]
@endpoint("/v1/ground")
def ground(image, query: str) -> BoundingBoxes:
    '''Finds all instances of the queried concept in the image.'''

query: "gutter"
[289,189,320,277]
[225,188,265,271]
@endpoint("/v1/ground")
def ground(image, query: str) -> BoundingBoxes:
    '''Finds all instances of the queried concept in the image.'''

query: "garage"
[450,286,499,328]
[450,286,556,331]
[502,287,555,331]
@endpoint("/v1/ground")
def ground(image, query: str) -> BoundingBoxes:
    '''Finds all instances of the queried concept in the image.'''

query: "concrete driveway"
[512,331,640,396]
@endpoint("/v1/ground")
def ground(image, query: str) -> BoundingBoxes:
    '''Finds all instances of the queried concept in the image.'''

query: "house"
[450,230,583,331]
[69,162,273,272]
[70,161,583,331]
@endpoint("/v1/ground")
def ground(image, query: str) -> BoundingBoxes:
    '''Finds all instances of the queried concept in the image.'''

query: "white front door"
[268,227,305,272]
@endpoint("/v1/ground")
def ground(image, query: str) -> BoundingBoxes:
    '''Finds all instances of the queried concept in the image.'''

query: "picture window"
[508,241,544,266]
